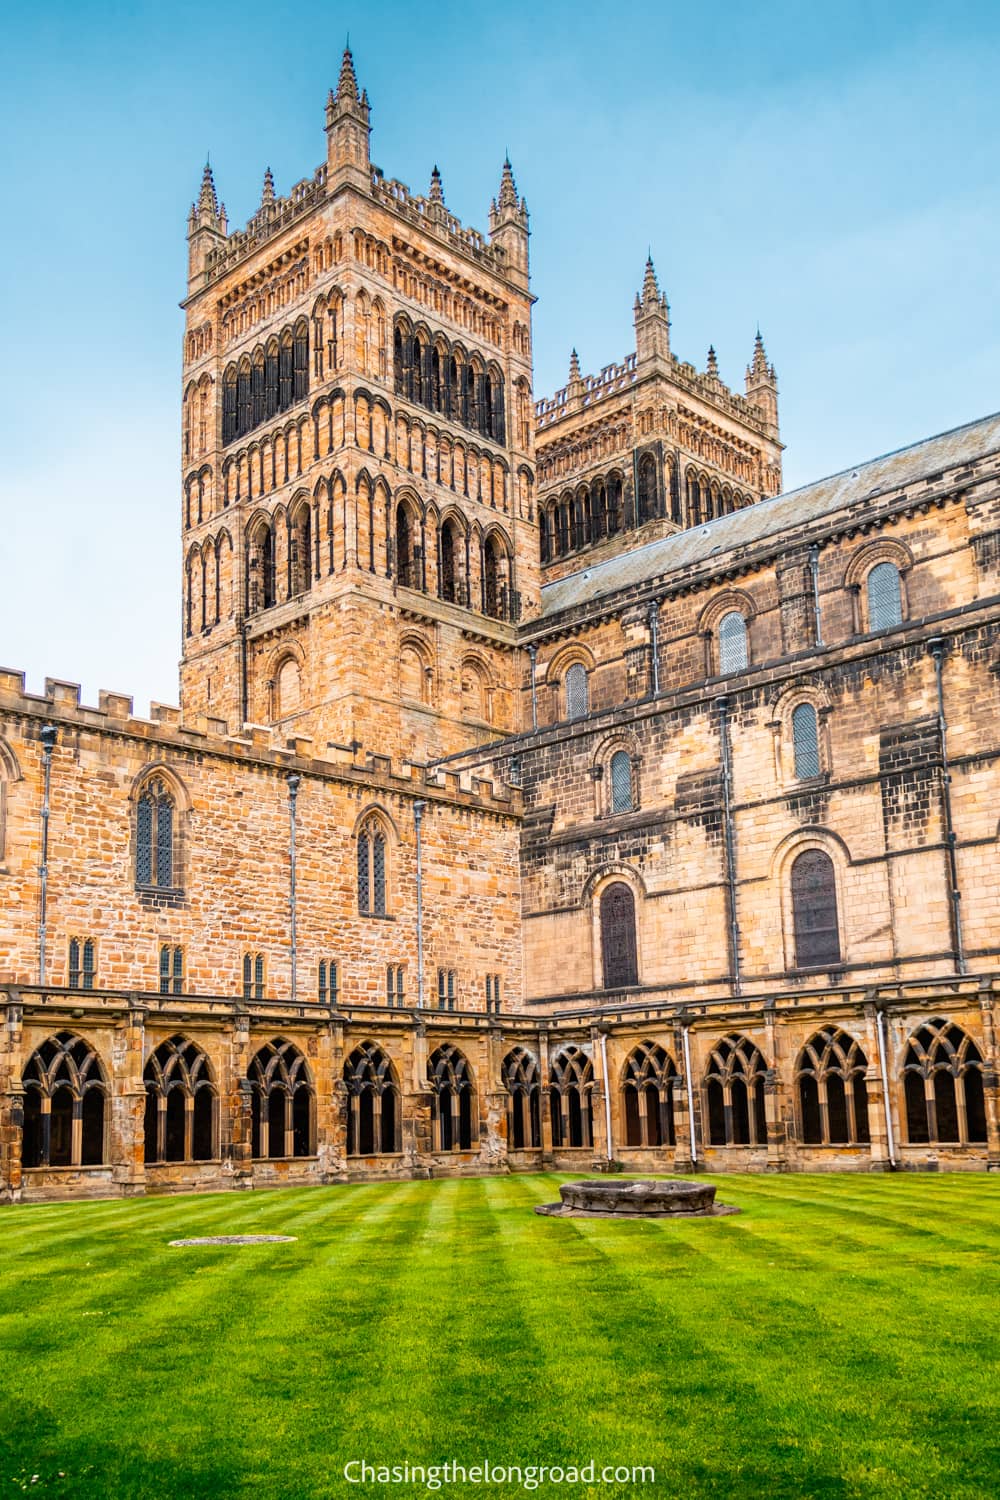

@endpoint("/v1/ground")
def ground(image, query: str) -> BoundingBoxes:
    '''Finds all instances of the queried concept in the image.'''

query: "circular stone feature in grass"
[535,1179,739,1219]
[169,1235,298,1246]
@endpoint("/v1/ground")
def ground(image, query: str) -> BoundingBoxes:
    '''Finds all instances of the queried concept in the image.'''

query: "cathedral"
[1,51,997,1200]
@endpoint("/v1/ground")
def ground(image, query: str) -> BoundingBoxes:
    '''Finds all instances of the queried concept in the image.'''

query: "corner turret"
[325,45,371,192]
[744,329,779,437]
[488,156,529,290]
[633,256,670,373]
[186,161,228,291]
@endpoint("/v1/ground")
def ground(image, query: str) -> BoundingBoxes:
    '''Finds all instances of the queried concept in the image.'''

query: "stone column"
[860,1003,892,1171]
[477,1025,508,1172]
[538,1029,554,1166]
[0,993,25,1200]
[312,1020,345,1182]
[763,1009,790,1172]
[404,1017,433,1175]
[978,983,1000,1170]
[111,1000,147,1197]
[671,1019,696,1173]
[589,1027,610,1165]
[228,1009,255,1188]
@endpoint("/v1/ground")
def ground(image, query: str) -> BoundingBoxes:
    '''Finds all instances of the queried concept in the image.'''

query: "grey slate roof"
[540,409,1000,619]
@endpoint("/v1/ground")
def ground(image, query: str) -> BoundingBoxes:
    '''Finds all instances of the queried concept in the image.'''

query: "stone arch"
[398,631,434,705]
[22,1031,109,1168]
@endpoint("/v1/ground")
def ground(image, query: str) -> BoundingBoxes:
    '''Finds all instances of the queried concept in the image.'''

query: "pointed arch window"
[136,778,176,889]
[357,817,388,916]
[600,881,638,989]
[143,1035,216,1163]
[345,1043,400,1155]
[790,849,841,968]
[565,662,589,720]
[292,321,309,402]
[703,1035,768,1147]
[502,1048,541,1149]
[428,1045,475,1151]
[797,1028,870,1145]
[867,561,903,631]
[791,703,821,780]
[248,1039,314,1159]
[718,611,748,674]
[549,1046,594,1149]
[902,1018,987,1145]
[22,1032,107,1168]
[622,1041,677,1148]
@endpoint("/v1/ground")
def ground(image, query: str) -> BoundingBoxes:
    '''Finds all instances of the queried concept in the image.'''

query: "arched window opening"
[549,1046,594,1149]
[610,751,633,814]
[265,340,279,418]
[292,321,309,402]
[867,562,903,631]
[248,523,276,613]
[251,349,265,429]
[600,882,638,990]
[275,656,302,719]
[796,1029,870,1146]
[68,938,96,991]
[607,474,624,534]
[483,534,509,620]
[502,1048,541,1149]
[393,326,406,393]
[290,506,312,595]
[428,1045,475,1152]
[902,1018,987,1145]
[242,952,265,1001]
[248,1039,314,1159]
[236,360,251,438]
[395,503,418,590]
[637,454,658,524]
[136,777,176,889]
[222,366,237,445]
[565,662,588,720]
[439,518,466,605]
[622,1042,676,1148]
[792,703,821,779]
[703,1035,768,1147]
[22,1032,107,1168]
[278,331,293,409]
[718,611,748,674]
[143,1035,216,1164]
[357,817,388,916]
[791,849,841,969]
[344,1043,400,1155]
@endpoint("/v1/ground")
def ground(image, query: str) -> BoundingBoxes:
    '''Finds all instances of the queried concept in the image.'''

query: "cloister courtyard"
[0,1173,996,1498]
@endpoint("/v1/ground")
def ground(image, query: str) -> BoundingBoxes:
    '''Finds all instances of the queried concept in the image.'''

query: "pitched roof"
[540,409,1000,619]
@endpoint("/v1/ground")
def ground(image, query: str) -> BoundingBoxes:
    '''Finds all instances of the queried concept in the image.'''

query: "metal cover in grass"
[169,1235,297,1246]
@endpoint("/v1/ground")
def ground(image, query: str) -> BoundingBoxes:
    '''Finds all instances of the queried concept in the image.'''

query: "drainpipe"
[38,724,57,986]
[717,697,742,996]
[238,619,249,727]
[875,1006,899,1168]
[414,801,425,1008]
[598,1029,614,1164]
[527,644,538,731]
[647,600,661,695]
[928,637,966,975]
[682,1024,698,1166]
[287,773,300,1003]
[808,544,824,648]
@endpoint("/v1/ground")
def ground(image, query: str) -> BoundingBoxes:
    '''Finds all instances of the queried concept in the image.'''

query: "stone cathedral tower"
[179,49,538,761]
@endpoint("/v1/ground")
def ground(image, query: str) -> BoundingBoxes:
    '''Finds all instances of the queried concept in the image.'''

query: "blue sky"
[2,0,998,709]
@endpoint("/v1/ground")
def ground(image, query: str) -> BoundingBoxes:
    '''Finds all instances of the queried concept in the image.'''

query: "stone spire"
[488,154,529,288]
[569,348,581,382]
[429,165,444,204]
[745,330,779,433]
[706,345,719,377]
[187,161,227,289]
[261,166,275,209]
[566,348,585,411]
[336,44,359,103]
[325,44,371,189]
[197,161,218,219]
[634,254,670,369]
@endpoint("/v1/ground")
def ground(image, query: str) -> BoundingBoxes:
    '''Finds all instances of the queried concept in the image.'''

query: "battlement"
[203,167,329,284]
[535,350,768,435]
[0,670,522,817]
[371,169,504,272]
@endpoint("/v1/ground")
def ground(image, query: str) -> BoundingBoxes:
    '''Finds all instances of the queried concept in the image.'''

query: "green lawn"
[0,1174,997,1499]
